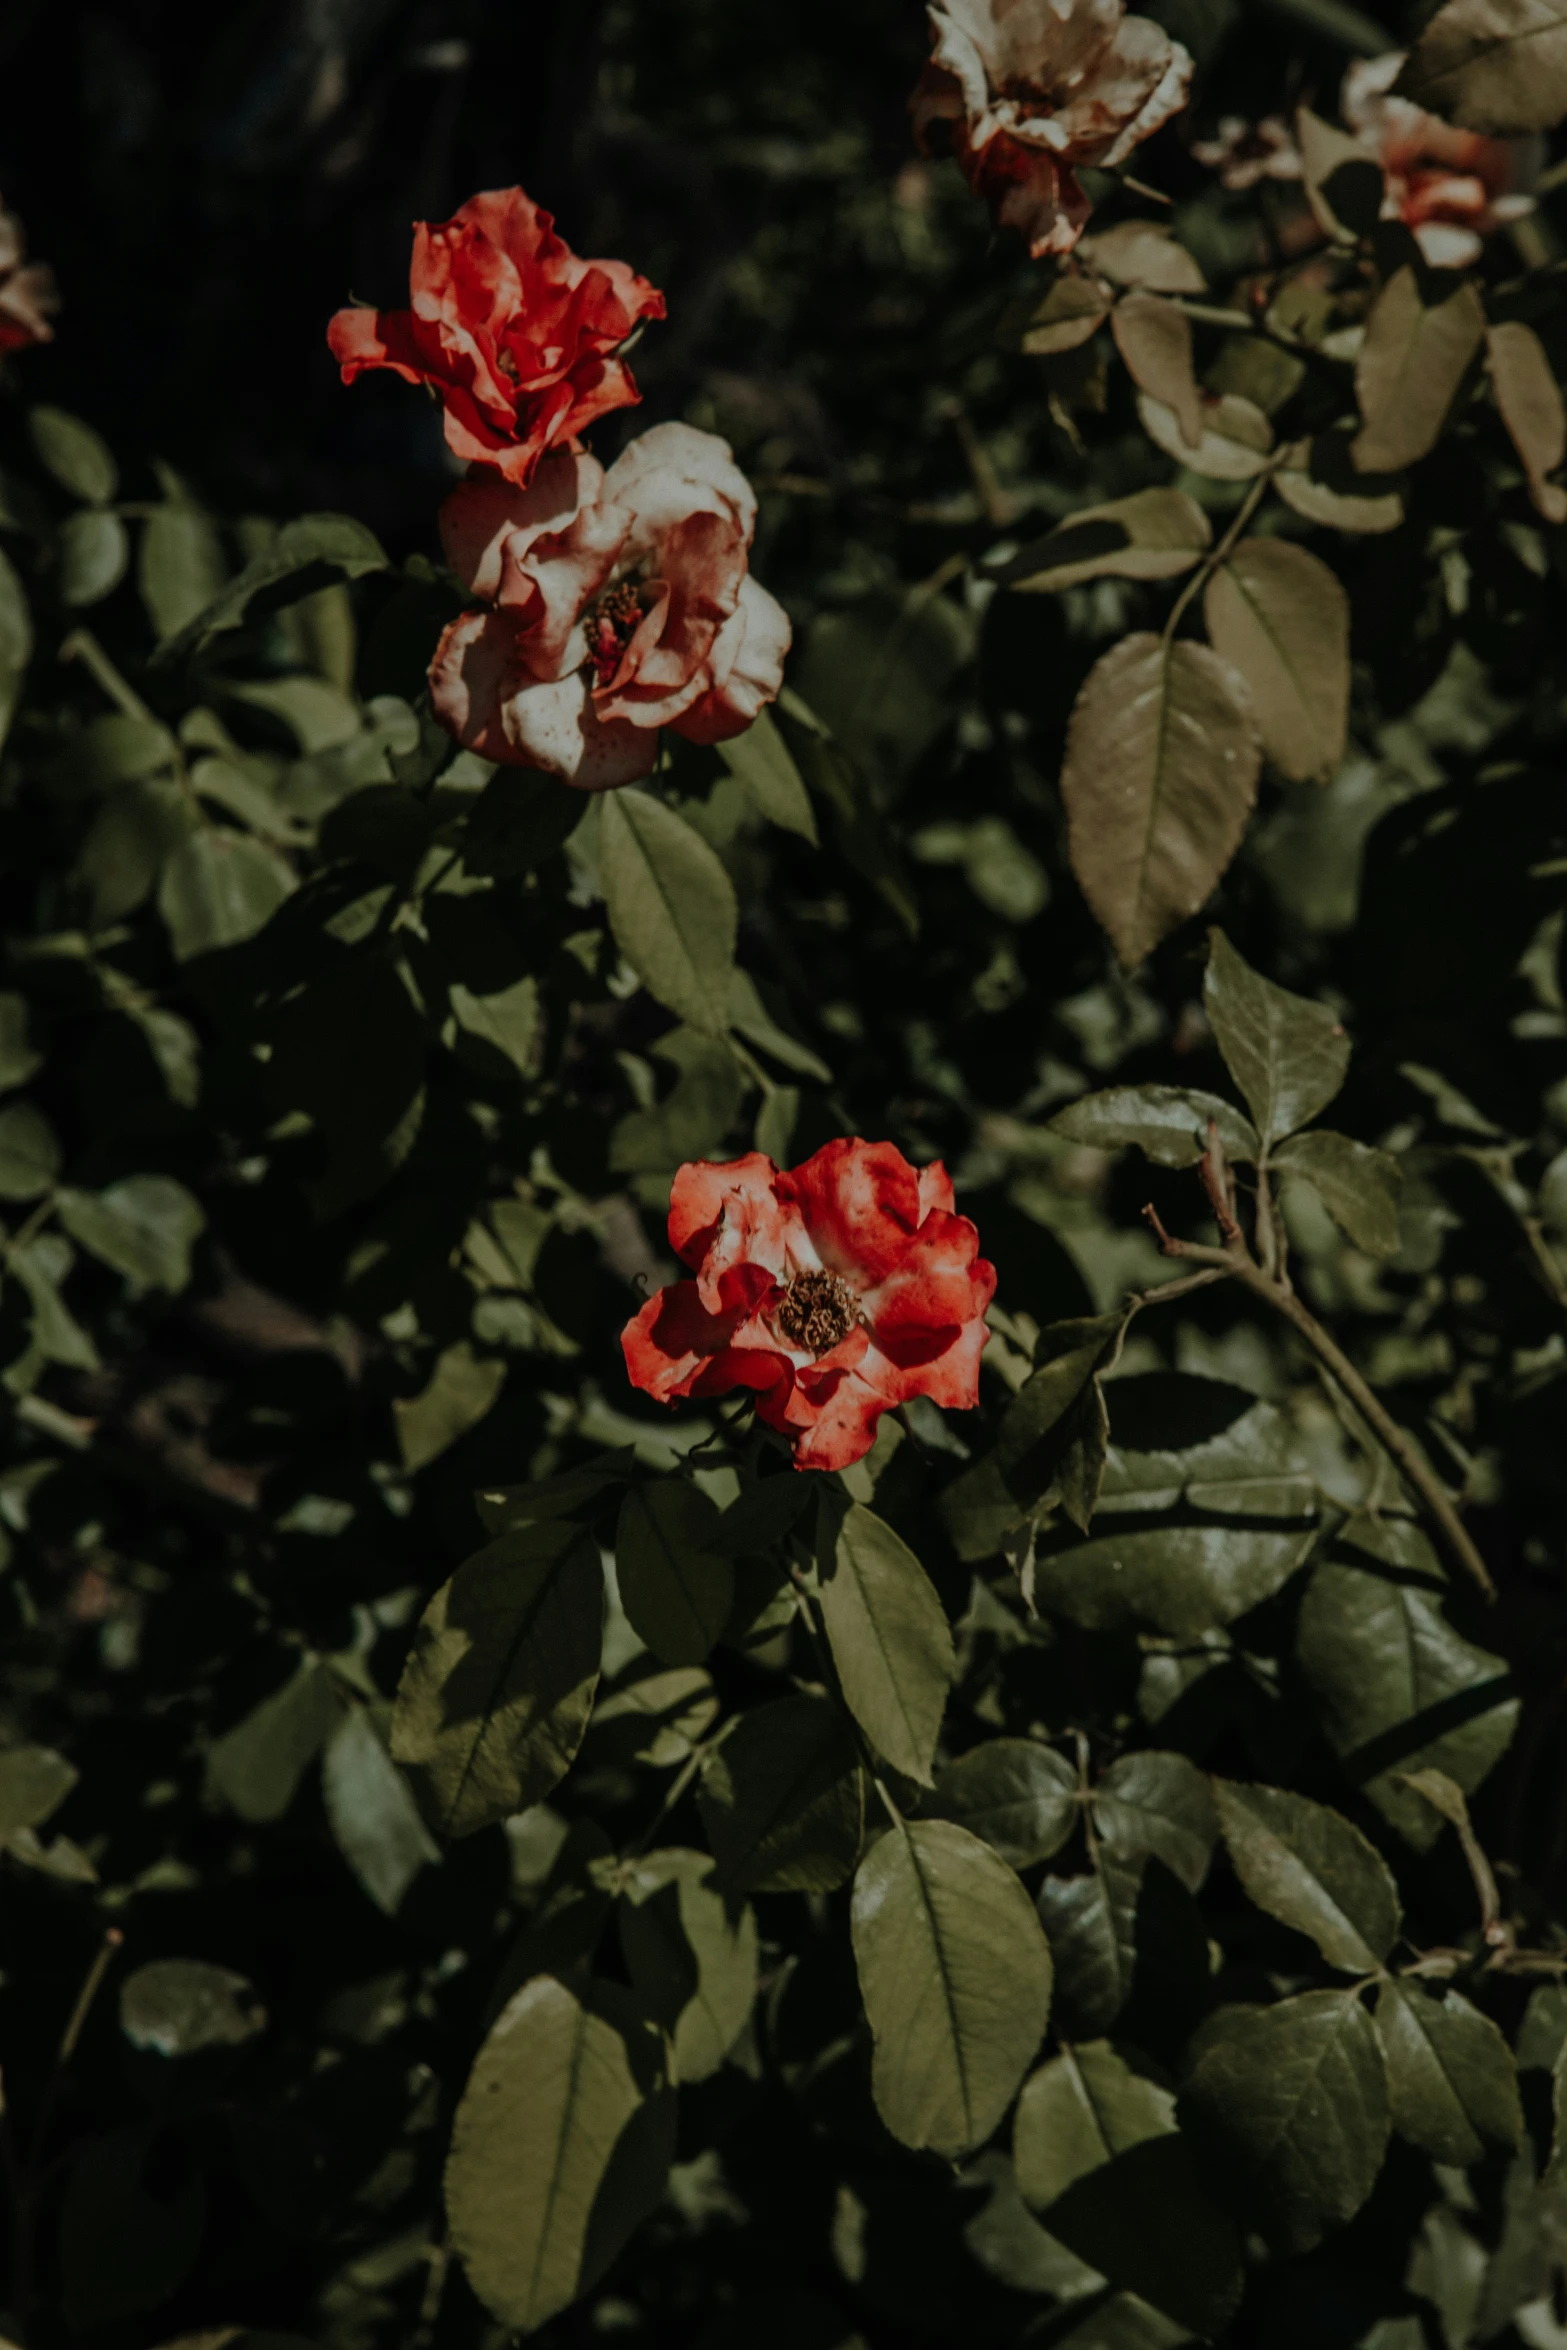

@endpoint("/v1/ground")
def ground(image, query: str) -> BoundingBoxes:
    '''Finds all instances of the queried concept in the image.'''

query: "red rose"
[1342,54,1537,269]
[428,423,791,790]
[911,0,1192,258]
[326,187,665,488]
[621,1141,996,1472]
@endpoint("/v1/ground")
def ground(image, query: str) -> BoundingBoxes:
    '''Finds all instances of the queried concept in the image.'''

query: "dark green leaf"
[1093,1752,1217,1892]
[922,1737,1079,1868]
[1179,1990,1391,2253]
[0,1101,59,1199]
[1014,2043,1242,2335]
[609,1029,746,1175]
[322,1703,441,1915]
[0,547,30,755]
[1295,1514,1518,1848]
[159,513,387,656]
[1397,0,1567,135]
[1204,538,1350,785]
[60,2125,204,2331]
[158,827,296,959]
[444,1976,674,2333]
[1353,269,1486,475]
[615,1479,733,1667]
[57,1175,205,1292]
[461,764,586,877]
[207,1659,342,1824]
[617,1846,759,2082]
[818,1502,954,1785]
[698,1691,864,1892]
[851,1817,1052,2158]
[1375,1980,1524,2164]
[1036,1854,1208,2038]
[31,405,117,501]
[139,501,229,640]
[599,787,739,1036]
[390,1522,602,1838]
[718,706,819,842]
[0,1744,77,1838]
[1204,929,1351,1144]
[59,508,129,606]
[1274,1130,1403,1256]
[1212,1778,1402,1970]
[707,1473,816,1557]
[120,1959,265,2058]
[1050,1084,1260,1168]
[394,1342,506,1473]
[991,488,1211,594]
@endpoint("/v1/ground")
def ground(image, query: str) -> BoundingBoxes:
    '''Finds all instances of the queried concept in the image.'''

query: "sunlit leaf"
[1354,270,1486,475]
[1204,928,1351,1144]
[1204,539,1350,784]
[1397,0,1567,133]
[817,1503,954,1785]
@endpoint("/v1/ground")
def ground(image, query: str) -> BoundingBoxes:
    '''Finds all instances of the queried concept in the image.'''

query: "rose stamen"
[585,577,650,687]
[773,1270,859,1357]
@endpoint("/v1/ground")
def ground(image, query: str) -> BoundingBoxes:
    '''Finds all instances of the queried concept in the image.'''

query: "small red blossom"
[0,195,57,358]
[911,0,1193,259]
[326,186,665,488]
[1343,53,1538,269]
[428,423,791,790]
[621,1140,996,1473]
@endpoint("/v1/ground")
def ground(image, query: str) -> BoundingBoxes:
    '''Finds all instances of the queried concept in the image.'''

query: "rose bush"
[326,185,665,486]
[622,1141,995,1470]
[911,0,1192,255]
[428,421,790,785]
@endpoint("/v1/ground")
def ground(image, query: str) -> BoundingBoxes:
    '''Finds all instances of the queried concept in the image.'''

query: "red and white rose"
[327,187,665,488]
[622,1140,996,1473]
[1342,53,1538,269]
[911,0,1193,257]
[428,422,791,790]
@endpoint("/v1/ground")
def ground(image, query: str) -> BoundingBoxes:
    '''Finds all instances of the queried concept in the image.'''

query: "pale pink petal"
[672,577,793,746]
[598,510,747,726]
[501,671,659,790]
[604,421,758,551]
[498,496,630,676]
[439,451,605,598]
[428,608,527,762]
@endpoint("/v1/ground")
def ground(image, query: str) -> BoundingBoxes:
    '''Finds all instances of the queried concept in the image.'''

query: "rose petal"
[439,452,606,599]
[779,1138,925,1290]
[499,670,659,789]
[672,577,794,746]
[604,421,758,550]
[428,608,530,762]
[668,1153,800,1308]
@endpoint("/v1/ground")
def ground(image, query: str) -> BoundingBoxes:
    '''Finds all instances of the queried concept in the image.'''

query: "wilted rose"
[911,0,1193,257]
[327,187,665,487]
[1343,53,1538,268]
[0,196,57,357]
[428,421,791,790]
[622,1141,996,1473]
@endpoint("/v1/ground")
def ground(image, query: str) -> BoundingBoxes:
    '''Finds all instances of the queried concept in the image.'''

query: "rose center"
[773,1270,858,1357]
[585,579,650,686]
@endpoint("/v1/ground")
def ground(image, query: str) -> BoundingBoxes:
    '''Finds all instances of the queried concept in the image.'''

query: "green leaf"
[1014,2044,1242,2335]
[1036,1853,1208,2037]
[120,1959,265,2058]
[394,1341,507,1473]
[1375,1981,1524,2165]
[1353,270,1486,475]
[265,950,426,1216]
[80,777,195,926]
[1139,390,1273,479]
[322,1703,441,1915]
[850,1817,1053,2158]
[1274,1129,1403,1256]
[1397,0,1567,133]
[817,1502,955,1785]
[158,827,296,960]
[698,1691,864,1892]
[0,1101,59,1199]
[1093,1752,1217,1892]
[1114,295,1202,447]
[1062,634,1261,971]
[783,703,919,936]
[615,1480,733,1667]
[1033,1397,1318,1637]
[1488,321,1567,524]
[609,1029,746,1176]
[794,584,972,796]
[718,707,819,842]
[0,545,31,754]
[1295,1514,1519,1849]
[139,501,230,639]
[990,488,1212,594]
[1083,220,1206,292]
[962,2150,1104,2299]
[588,1666,717,1772]
[1297,107,1386,240]
[618,1846,759,2082]
[60,2124,205,2331]
[208,1659,342,1824]
[58,508,129,606]
[599,787,739,1036]
[922,1737,1079,1868]
[1204,539,1350,785]
[390,1522,603,1838]
[707,1472,816,1556]
[1204,929,1351,1145]
[0,1745,77,1838]
[57,1175,205,1292]
[1020,273,1112,354]
[1275,437,1404,534]
[728,967,832,1081]
[9,1237,98,1372]
[30,405,118,502]
[1212,1778,1402,1971]
[1050,1084,1260,1167]
[444,1976,675,2334]
[449,973,540,1082]
[1179,1990,1391,2254]
[462,764,586,877]
[158,513,387,657]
